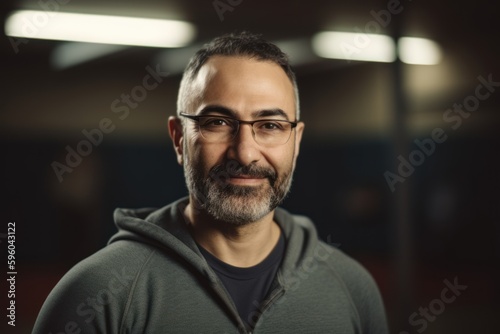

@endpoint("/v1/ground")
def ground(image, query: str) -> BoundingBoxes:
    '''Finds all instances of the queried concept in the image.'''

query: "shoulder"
[319,242,389,333]
[278,207,388,333]
[278,208,380,296]
[321,242,375,287]
[32,241,156,333]
[58,241,156,295]
[278,208,379,290]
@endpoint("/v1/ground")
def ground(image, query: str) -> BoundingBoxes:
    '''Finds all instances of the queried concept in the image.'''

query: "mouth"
[228,174,267,186]
[208,160,277,187]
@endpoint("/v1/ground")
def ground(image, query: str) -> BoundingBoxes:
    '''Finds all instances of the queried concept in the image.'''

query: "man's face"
[179,56,304,225]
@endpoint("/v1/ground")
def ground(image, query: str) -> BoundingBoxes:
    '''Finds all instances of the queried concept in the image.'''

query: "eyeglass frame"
[179,112,299,146]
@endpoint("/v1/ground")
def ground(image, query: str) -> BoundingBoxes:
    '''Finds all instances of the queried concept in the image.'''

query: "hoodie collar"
[109,197,319,285]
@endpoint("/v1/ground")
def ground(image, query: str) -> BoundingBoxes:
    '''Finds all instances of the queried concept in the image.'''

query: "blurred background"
[1,0,499,333]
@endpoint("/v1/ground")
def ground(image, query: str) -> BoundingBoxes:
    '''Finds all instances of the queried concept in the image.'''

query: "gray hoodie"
[33,197,388,334]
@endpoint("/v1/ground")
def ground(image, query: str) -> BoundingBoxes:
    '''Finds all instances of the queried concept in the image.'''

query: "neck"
[184,198,281,268]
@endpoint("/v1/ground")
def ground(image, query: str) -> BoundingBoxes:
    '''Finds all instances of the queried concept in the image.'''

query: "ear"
[292,121,305,165]
[168,116,184,165]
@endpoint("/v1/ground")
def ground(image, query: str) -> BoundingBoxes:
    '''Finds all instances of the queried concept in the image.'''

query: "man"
[33,32,388,333]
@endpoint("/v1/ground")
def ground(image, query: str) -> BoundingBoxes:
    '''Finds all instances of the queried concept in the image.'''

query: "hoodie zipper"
[249,286,285,333]
[211,282,249,333]
[211,281,286,334]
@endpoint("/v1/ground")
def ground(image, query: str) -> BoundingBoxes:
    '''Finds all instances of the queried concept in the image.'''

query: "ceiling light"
[5,10,196,48]
[398,37,442,65]
[312,31,396,63]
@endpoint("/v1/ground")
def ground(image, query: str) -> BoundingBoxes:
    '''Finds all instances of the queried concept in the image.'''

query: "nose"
[226,123,261,166]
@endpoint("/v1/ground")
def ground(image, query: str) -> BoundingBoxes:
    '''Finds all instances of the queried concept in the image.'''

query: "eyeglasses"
[179,112,298,147]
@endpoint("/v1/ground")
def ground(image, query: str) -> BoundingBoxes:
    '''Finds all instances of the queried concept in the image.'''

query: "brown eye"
[202,118,230,127]
[258,121,285,131]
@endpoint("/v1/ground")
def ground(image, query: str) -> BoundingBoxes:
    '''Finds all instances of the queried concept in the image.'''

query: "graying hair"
[177,32,300,120]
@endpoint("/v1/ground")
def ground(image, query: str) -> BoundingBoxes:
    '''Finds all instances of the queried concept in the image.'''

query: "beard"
[184,156,294,225]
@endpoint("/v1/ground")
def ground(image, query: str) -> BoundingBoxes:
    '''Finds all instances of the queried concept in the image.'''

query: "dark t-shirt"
[198,232,285,327]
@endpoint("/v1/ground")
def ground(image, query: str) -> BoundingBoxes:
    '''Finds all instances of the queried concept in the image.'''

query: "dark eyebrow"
[251,109,289,121]
[198,105,290,121]
[197,105,236,117]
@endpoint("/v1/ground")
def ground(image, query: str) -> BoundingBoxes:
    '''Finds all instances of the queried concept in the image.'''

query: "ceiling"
[1,0,499,139]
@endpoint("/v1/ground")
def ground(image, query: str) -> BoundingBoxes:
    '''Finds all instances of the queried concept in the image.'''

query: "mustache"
[209,160,277,185]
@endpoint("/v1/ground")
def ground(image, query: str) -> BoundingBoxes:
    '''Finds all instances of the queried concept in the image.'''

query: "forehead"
[193,56,296,119]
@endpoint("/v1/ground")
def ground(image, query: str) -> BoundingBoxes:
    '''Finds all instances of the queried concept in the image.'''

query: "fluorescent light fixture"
[312,31,396,63]
[5,10,196,48]
[398,37,442,65]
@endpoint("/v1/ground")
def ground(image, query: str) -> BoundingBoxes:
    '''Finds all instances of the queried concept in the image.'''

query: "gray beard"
[184,158,293,225]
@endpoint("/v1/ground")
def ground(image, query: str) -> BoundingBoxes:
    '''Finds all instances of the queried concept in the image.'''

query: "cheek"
[265,145,295,173]
[188,140,227,173]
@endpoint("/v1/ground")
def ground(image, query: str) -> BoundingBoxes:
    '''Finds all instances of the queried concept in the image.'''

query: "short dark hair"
[177,32,300,119]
